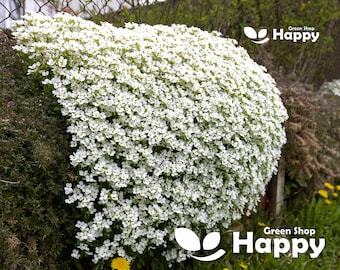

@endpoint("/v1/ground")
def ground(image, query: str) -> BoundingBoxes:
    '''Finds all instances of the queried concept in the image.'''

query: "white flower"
[71,249,81,259]
[14,12,288,265]
[320,79,340,96]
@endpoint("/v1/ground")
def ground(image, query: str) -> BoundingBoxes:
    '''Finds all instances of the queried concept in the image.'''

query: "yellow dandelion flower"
[325,199,332,205]
[258,221,266,227]
[324,182,334,190]
[111,257,130,270]
[332,192,338,199]
[336,185,340,191]
[318,189,328,198]
[240,262,248,269]
[223,268,230,270]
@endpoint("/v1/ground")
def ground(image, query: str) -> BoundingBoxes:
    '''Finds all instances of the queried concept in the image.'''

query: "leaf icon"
[243,27,257,39]
[175,228,201,251]
[202,232,220,250]
[258,29,268,39]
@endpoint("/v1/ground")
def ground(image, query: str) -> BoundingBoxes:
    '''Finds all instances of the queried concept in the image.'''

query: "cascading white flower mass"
[13,13,288,264]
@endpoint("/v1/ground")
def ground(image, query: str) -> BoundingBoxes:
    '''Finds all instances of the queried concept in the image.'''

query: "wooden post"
[270,160,285,216]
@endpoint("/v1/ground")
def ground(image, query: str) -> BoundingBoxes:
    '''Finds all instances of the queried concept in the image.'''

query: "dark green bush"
[0,29,85,270]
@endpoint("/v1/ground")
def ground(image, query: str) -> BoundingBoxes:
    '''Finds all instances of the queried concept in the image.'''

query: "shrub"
[275,74,340,197]
[0,29,81,270]
[315,86,340,185]
[13,13,287,266]
[280,79,321,186]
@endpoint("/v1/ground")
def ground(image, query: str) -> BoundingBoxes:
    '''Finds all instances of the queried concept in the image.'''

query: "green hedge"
[0,29,86,270]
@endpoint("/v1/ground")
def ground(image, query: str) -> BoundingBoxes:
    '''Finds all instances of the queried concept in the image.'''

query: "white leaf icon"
[258,29,268,39]
[203,232,220,250]
[244,27,257,39]
[175,228,201,251]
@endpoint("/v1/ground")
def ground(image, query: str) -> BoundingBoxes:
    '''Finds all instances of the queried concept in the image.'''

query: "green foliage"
[0,29,85,270]
[225,0,340,85]
[99,0,230,31]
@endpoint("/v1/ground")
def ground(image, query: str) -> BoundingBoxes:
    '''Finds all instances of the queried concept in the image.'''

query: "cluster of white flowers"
[320,79,340,97]
[13,13,288,264]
